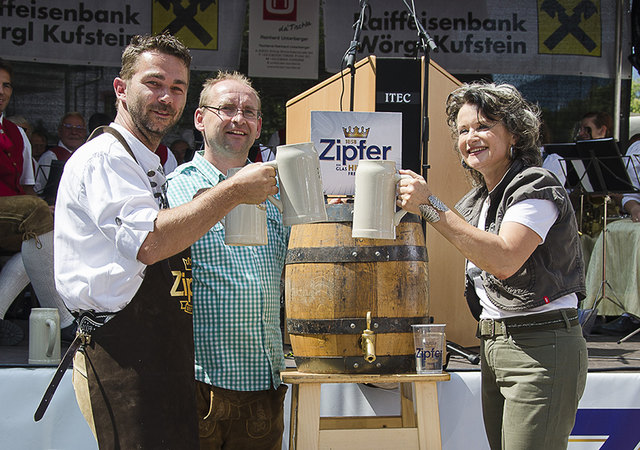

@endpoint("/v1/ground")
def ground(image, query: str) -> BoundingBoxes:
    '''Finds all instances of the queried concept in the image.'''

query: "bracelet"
[419,204,441,223]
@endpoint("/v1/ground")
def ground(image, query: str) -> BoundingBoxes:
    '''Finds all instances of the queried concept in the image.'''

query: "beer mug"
[28,308,61,365]
[264,142,328,226]
[224,167,269,246]
[352,160,409,240]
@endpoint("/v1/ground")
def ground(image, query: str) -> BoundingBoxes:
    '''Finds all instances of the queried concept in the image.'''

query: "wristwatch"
[419,204,441,223]
[419,195,449,223]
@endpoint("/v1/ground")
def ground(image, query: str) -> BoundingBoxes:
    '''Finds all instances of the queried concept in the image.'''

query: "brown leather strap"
[88,126,139,164]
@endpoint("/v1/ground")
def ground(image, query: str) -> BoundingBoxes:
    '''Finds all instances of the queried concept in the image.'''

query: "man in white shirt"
[54,34,278,449]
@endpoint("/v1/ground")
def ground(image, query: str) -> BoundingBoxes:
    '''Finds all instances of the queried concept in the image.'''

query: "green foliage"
[631,79,640,114]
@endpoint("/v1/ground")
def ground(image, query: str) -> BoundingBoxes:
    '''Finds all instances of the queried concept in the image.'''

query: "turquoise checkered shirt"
[166,152,289,391]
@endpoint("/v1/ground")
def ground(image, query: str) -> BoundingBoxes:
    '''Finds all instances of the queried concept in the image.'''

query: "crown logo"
[342,126,370,138]
[182,257,192,271]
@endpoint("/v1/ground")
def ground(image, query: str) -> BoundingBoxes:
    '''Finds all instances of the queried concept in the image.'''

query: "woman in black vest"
[397,82,587,450]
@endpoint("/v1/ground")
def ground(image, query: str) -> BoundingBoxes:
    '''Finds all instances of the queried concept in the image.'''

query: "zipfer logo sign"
[152,0,219,49]
[538,0,601,56]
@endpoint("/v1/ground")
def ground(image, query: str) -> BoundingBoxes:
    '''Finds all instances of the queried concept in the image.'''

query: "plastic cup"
[411,324,446,374]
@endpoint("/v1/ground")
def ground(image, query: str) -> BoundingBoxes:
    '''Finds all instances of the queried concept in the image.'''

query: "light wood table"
[282,371,451,450]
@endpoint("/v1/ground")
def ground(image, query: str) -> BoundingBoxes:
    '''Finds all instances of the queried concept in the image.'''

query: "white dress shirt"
[54,123,168,312]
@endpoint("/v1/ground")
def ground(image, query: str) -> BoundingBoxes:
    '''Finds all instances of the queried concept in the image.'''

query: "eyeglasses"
[61,123,86,131]
[577,125,592,139]
[202,105,261,120]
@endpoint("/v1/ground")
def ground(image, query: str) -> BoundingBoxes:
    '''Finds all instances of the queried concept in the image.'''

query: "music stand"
[40,159,65,205]
[576,139,640,338]
[543,143,581,190]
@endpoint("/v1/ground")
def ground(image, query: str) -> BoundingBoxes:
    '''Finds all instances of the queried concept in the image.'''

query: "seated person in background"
[169,138,190,164]
[87,112,111,135]
[623,136,640,222]
[35,112,87,197]
[543,111,614,190]
[575,111,613,141]
[30,129,49,163]
[0,59,76,345]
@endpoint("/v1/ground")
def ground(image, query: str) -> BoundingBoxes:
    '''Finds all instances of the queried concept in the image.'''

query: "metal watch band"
[428,195,449,212]
[419,204,441,223]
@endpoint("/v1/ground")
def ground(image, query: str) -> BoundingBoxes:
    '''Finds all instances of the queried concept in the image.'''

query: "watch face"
[419,204,440,223]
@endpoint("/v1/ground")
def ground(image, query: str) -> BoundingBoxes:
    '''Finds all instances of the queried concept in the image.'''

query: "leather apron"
[79,249,198,449]
[76,126,198,449]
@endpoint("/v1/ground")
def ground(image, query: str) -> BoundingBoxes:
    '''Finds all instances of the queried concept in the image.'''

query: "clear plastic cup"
[411,324,446,374]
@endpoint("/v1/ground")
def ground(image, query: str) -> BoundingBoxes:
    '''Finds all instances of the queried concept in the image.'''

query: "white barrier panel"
[2,368,639,449]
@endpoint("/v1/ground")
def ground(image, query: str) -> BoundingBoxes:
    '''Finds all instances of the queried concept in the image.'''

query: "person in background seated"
[575,111,613,141]
[30,129,49,163]
[0,58,76,346]
[591,133,640,336]
[397,82,587,449]
[34,112,87,197]
[167,71,289,450]
[87,112,112,135]
[170,138,191,164]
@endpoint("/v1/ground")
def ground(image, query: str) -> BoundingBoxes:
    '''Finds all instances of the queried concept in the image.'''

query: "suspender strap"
[88,126,139,164]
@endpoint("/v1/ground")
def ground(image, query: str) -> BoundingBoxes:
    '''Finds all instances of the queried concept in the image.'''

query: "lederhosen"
[77,127,198,449]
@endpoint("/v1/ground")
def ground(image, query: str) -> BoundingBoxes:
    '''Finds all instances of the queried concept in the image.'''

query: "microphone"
[343,0,368,70]
[446,341,480,365]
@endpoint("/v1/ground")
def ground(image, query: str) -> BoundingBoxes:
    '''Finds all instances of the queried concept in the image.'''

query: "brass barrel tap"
[361,311,376,363]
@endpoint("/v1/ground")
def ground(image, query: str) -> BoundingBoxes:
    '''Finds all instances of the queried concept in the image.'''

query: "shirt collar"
[189,151,252,186]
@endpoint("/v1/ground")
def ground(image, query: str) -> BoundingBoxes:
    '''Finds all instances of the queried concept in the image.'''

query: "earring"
[461,158,470,169]
[509,146,515,160]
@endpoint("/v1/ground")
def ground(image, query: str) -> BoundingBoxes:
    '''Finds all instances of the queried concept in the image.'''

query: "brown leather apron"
[76,126,197,449]
[80,248,198,449]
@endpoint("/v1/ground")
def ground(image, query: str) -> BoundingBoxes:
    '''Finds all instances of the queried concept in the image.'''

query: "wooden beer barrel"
[285,204,430,374]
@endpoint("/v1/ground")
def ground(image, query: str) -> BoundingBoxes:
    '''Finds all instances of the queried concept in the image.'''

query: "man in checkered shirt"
[167,71,289,450]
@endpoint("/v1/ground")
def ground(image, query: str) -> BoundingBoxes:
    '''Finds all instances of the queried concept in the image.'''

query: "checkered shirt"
[166,152,289,390]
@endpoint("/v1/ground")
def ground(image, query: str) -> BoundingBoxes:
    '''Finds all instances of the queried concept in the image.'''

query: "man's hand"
[227,163,278,205]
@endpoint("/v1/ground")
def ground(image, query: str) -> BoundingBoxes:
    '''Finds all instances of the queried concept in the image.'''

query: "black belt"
[477,308,579,338]
[34,311,115,422]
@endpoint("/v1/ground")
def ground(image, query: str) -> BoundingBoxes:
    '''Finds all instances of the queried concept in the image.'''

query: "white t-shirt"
[54,123,168,312]
[467,197,578,320]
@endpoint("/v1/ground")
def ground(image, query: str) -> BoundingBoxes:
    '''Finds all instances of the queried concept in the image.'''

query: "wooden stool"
[282,371,450,450]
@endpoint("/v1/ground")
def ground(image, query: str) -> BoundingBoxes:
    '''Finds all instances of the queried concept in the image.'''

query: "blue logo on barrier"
[572,409,640,448]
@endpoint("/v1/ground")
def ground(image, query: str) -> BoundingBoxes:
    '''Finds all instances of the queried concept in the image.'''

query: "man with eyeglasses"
[166,72,289,450]
[575,111,613,141]
[34,111,87,199]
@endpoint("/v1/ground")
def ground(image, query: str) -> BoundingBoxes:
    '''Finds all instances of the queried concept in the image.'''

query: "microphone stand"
[402,0,437,181]
[401,1,436,241]
[343,0,368,111]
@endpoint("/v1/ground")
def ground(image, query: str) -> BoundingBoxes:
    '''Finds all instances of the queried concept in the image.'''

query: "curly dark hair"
[445,82,542,186]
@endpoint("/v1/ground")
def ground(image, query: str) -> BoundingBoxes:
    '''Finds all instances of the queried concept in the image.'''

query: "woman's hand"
[397,169,431,215]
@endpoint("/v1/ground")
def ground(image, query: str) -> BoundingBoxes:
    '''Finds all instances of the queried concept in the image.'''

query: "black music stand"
[40,159,65,205]
[543,143,582,190]
[575,139,640,338]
